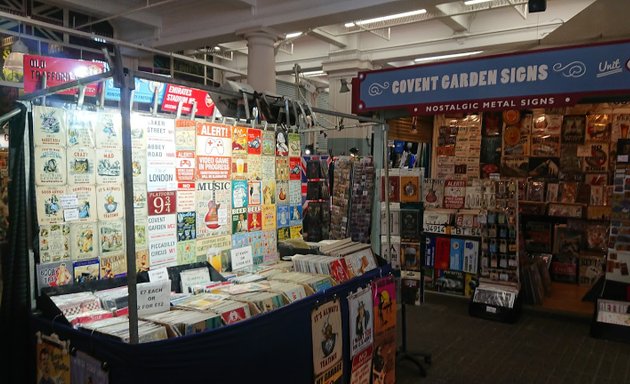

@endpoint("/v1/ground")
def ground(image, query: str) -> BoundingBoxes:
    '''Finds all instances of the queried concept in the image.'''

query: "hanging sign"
[311,299,343,384]
[161,84,216,116]
[104,77,166,103]
[354,40,630,115]
[23,55,105,96]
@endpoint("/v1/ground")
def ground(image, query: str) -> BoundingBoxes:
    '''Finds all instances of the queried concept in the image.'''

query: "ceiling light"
[345,9,426,28]
[414,50,483,63]
[464,0,494,5]
[302,70,325,77]
[285,32,303,39]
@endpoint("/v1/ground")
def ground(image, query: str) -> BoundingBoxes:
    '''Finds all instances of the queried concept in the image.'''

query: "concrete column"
[240,28,281,93]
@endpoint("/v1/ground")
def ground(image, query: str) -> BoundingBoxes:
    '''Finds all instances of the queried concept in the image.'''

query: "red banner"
[161,84,216,117]
[23,55,105,96]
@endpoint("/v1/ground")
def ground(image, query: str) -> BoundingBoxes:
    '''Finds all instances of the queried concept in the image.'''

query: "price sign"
[148,191,176,216]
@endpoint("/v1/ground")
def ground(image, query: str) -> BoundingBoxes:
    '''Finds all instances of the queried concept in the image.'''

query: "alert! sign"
[161,84,216,117]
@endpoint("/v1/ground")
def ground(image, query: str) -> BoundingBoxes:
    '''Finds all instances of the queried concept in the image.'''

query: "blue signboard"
[354,40,630,114]
[104,77,167,104]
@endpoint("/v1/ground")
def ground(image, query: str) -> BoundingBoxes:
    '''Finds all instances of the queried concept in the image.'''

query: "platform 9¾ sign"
[148,191,176,216]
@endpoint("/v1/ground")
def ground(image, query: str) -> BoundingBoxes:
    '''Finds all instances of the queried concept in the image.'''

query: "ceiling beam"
[43,0,163,28]
[308,28,347,48]
[430,3,471,33]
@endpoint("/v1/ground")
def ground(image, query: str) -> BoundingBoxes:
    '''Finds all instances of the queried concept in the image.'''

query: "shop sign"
[354,40,630,114]
[104,77,167,104]
[23,54,105,96]
[161,84,216,117]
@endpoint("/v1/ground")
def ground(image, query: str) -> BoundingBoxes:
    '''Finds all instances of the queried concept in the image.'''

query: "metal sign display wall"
[353,40,630,115]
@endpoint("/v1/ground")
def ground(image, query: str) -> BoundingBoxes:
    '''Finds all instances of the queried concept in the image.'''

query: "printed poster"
[147,214,177,268]
[276,129,289,156]
[36,261,73,290]
[262,130,276,156]
[71,350,109,384]
[96,185,124,221]
[95,112,122,149]
[177,211,196,241]
[100,252,126,279]
[95,148,123,185]
[38,224,70,263]
[288,132,301,157]
[36,186,66,225]
[35,146,67,185]
[33,106,66,147]
[37,338,70,384]
[311,299,343,384]
[262,205,277,231]
[69,222,97,260]
[372,277,396,335]
[196,181,232,238]
[67,147,95,185]
[177,240,196,265]
[67,110,96,148]
[247,128,262,155]
[232,126,248,155]
[68,185,97,222]
[348,287,374,358]
[99,220,125,255]
[350,345,373,384]
[196,122,232,180]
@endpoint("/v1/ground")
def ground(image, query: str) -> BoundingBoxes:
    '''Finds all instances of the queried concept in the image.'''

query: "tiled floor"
[396,293,630,384]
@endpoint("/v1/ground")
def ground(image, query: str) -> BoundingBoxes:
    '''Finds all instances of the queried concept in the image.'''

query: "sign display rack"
[6,46,385,345]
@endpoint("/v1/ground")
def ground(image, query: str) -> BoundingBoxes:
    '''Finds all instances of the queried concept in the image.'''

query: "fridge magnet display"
[99,220,125,255]
[33,106,66,147]
[95,148,123,185]
[38,224,70,263]
[311,299,343,384]
[275,129,289,156]
[561,115,586,144]
[36,186,67,225]
[69,185,97,222]
[348,287,374,358]
[71,350,109,384]
[247,128,262,155]
[262,130,276,156]
[67,147,95,185]
[95,112,123,149]
[96,185,124,221]
[73,258,100,283]
[196,181,231,238]
[35,146,67,185]
[100,252,126,279]
[69,222,97,260]
[232,126,248,155]
[36,260,73,290]
[196,122,232,180]
[67,110,96,148]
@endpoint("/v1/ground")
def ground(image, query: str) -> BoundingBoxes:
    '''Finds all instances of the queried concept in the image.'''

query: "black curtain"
[0,103,34,384]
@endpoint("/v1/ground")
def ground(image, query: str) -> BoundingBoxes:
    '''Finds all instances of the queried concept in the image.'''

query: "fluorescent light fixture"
[414,50,483,63]
[302,70,325,77]
[285,32,303,39]
[345,9,426,28]
[464,0,494,5]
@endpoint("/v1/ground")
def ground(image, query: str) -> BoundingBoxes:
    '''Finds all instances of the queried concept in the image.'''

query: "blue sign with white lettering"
[354,40,630,114]
[104,77,166,104]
